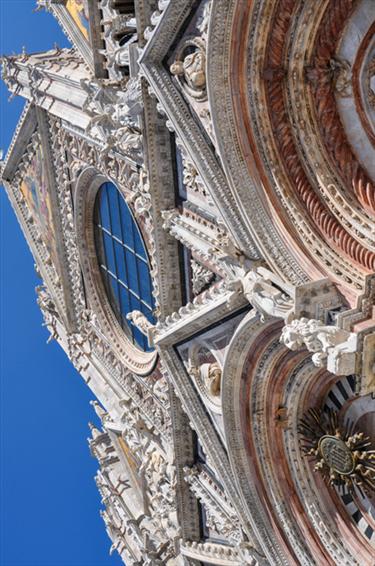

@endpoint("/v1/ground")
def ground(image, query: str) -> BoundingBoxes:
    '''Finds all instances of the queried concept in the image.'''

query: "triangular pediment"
[139,0,259,260]
[1,103,78,330]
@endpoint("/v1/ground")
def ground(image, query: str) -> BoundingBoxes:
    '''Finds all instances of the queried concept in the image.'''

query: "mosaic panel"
[20,144,60,275]
[66,0,90,40]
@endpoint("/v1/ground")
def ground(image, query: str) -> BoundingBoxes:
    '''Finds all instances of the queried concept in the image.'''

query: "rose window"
[93,181,155,352]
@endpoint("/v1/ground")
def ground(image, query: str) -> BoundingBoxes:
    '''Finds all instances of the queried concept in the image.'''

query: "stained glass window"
[94,182,155,352]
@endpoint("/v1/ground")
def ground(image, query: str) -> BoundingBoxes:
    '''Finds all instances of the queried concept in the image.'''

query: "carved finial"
[88,421,102,438]
[90,400,108,422]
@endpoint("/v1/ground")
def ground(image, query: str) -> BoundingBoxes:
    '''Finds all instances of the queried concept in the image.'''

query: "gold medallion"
[318,435,355,475]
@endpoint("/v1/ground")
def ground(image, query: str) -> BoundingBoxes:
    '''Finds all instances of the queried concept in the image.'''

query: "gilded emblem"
[318,436,354,475]
[299,408,375,495]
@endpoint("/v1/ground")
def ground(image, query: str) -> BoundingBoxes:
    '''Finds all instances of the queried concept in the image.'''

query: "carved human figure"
[36,285,60,341]
[170,48,206,91]
[152,377,169,405]
[203,362,222,397]
[36,284,59,319]
[126,310,155,342]
[329,57,352,97]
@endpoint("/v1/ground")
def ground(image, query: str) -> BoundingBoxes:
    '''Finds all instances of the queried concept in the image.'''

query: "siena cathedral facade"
[1,0,375,564]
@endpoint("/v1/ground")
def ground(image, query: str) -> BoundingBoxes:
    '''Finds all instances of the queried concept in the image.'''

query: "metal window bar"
[93,182,155,352]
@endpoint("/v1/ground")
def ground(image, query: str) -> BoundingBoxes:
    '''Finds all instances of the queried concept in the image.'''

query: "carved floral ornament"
[299,408,375,496]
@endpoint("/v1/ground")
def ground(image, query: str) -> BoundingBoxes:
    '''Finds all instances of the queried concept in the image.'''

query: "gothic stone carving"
[280,317,358,375]
[227,267,294,322]
[81,77,143,156]
[170,37,207,100]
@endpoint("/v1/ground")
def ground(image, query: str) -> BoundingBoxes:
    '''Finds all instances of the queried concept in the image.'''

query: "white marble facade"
[1,1,375,564]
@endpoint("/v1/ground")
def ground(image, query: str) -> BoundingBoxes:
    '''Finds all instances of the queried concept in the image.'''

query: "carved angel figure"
[36,284,59,319]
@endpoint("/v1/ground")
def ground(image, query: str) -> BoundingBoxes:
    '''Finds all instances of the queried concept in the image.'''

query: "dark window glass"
[94,182,155,352]
[174,142,186,203]
[98,188,111,230]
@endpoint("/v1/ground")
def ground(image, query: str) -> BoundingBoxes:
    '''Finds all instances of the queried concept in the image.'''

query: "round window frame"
[74,167,158,376]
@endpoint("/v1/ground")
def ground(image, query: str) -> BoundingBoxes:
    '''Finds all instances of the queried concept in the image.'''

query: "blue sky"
[0,2,122,565]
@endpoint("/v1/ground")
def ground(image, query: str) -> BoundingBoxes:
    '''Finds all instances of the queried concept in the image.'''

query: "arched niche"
[221,311,374,565]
